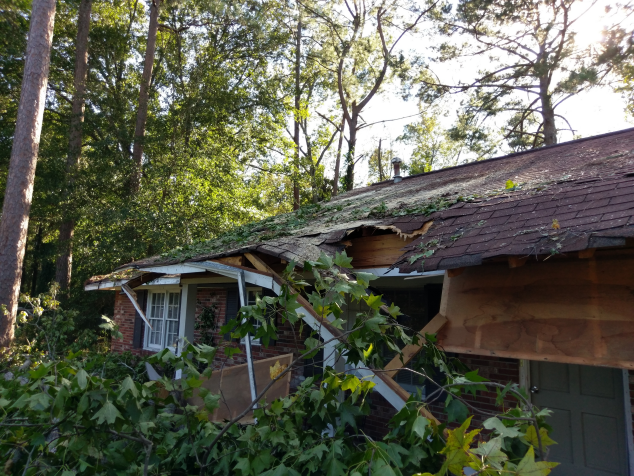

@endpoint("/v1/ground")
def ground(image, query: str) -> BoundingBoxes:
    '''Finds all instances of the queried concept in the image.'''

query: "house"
[86,127,634,475]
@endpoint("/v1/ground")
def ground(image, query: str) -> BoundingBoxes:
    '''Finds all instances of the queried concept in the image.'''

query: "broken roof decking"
[97,127,634,280]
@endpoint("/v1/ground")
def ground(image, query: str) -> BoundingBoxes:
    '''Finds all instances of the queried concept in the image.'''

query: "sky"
[327,0,634,186]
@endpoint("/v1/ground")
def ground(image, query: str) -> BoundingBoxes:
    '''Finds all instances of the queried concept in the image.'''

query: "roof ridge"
[368,126,634,188]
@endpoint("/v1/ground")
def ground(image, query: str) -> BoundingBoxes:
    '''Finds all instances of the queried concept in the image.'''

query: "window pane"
[164,292,180,349]
[166,292,180,320]
[148,293,165,347]
[165,320,179,348]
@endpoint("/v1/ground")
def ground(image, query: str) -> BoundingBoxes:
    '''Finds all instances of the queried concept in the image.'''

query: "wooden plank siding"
[437,250,634,369]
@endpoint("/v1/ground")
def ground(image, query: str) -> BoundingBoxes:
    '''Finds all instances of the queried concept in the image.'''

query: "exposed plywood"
[244,252,276,275]
[188,354,293,423]
[579,248,596,259]
[383,314,448,378]
[213,256,245,267]
[508,256,528,268]
[447,268,464,278]
[347,233,414,268]
[437,256,634,369]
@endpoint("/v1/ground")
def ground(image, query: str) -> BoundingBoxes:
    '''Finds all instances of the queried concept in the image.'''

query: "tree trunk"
[31,225,43,296]
[56,0,92,291]
[332,114,344,197]
[0,0,57,346]
[539,77,557,146]
[292,19,302,210]
[377,138,383,181]
[131,0,161,193]
[344,113,358,192]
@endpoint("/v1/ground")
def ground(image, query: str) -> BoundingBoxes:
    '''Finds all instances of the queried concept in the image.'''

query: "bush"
[0,255,558,475]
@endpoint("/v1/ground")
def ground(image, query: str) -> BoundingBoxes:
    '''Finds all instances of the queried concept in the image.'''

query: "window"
[242,288,262,345]
[145,291,181,350]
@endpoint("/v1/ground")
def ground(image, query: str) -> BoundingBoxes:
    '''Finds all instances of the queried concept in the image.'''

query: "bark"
[292,19,302,210]
[131,0,161,193]
[0,0,57,346]
[539,77,557,146]
[332,115,344,197]
[56,0,92,291]
[377,138,383,181]
[344,113,358,192]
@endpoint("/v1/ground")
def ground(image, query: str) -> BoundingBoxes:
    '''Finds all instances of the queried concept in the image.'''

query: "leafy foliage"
[0,253,558,475]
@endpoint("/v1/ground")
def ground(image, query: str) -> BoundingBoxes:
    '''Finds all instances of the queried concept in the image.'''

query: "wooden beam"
[578,248,596,259]
[447,267,464,278]
[508,256,528,268]
[244,252,277,275]
[213,256,245,267]
[121,283,152,328]
[383,314,449,378]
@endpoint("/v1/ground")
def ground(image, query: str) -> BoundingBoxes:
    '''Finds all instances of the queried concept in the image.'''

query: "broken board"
[188,353,293,423]
[437,254,634,369]
[346,234,414,268]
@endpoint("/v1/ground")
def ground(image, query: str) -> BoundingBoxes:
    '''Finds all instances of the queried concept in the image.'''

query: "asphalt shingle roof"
[93,127,634,282]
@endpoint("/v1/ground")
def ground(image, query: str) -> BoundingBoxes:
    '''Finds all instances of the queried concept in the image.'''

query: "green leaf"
[77,393,89,415]
[412,415,430,438]
[370,459,397,476]
[29,363,49,380]
[483,417,523,438]
[224,346,241,358]
[9,393,30,410]
[365,294,383,310]
[186,376,203,388]
[234,457,250,475]
[515,446,558,475]
[75,369,88,390]
[28,392,50,411]
[118,376,138,399]
[54,386,70,410]
[446,398,468,423]
[525,425,557,448]
[505,179,516,189]
[471,437,507,469]
[333,252,353,268]
[92,400,123,425]
[203,392,221,412]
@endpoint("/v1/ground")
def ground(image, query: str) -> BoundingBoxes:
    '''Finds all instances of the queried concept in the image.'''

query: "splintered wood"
[188,354,293,423]
[346,233,414,268]
[437,254,634,369]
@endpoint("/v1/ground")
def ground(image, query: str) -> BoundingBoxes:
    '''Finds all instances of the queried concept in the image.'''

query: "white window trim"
[144,289,182,352]
[241,287,262,346]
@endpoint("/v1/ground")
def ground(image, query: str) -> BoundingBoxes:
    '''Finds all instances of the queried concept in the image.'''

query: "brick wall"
[197,287,309,390]
[112,290,523,435]
[111,287,310,389]
[363,354,521,439]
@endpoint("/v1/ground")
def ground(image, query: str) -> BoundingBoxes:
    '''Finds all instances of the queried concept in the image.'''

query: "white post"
[237,271,258,409]
[177,283,197,356]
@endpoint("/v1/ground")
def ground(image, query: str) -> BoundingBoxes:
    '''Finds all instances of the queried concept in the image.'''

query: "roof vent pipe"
[391,157,402,183]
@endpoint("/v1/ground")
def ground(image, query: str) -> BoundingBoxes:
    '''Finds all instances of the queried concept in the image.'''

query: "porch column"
[177,283,197,355]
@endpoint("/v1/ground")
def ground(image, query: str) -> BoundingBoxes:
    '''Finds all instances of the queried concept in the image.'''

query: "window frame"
[241,287,263,346]
[143,288,182,352]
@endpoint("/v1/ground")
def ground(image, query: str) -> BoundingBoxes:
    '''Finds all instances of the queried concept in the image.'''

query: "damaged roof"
[98,127,634,280]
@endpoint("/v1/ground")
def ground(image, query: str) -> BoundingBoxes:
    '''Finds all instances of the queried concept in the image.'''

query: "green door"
[530,362,629,475]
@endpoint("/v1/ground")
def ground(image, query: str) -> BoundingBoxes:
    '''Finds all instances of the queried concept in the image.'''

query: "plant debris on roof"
[104,127,634,279]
